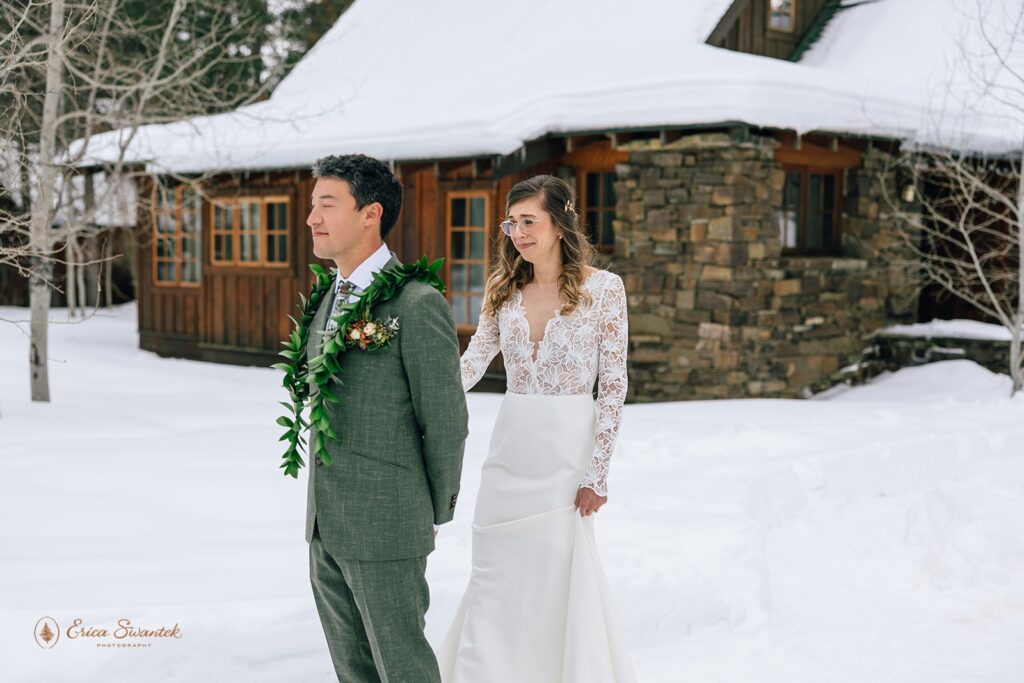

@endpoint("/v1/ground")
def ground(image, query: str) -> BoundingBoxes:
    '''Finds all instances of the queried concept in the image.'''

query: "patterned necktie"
[325,279,356,332]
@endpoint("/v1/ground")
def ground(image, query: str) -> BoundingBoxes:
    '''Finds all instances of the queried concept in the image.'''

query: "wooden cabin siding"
[709,0,831,60]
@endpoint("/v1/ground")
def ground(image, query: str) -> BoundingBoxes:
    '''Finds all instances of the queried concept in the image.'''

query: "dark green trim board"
[789,0,882,62]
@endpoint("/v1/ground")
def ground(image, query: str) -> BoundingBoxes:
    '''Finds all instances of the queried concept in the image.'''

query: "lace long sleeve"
[460,309,501,391]
[579,275,628,496]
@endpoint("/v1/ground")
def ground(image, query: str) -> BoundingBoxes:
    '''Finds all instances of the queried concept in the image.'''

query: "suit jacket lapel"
[308,290,332,358]
[307,252,401,358]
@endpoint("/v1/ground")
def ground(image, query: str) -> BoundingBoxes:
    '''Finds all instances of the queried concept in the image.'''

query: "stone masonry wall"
[610,132,917,402]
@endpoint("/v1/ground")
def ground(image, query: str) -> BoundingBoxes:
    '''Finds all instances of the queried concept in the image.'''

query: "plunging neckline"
[513,288,560,363]
[513,271,601,363]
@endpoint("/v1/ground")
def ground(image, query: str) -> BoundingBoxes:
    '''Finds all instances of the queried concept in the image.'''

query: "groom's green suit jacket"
[304,254,469,561]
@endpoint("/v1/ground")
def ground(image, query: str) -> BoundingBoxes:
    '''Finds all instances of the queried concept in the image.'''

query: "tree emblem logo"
[35,617,60,649]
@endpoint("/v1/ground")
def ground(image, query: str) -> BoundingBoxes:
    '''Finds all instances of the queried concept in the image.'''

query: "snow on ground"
[2,303,1023,682]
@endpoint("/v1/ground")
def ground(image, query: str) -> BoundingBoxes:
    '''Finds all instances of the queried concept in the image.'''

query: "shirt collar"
[337,243,392,292]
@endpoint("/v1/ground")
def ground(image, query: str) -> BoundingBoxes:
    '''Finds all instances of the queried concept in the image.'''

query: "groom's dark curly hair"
[311,154,403,240]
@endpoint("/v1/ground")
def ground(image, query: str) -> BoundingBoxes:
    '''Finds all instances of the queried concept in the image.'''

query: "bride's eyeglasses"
[500,217,538,236]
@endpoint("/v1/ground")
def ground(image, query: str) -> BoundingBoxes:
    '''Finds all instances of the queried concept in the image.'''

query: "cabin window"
[769,0,796,32]
[579,170,617,252]
[446,191,489,327]
[210,195,290,267]
[778,166,843,254]
[153,182,201,286]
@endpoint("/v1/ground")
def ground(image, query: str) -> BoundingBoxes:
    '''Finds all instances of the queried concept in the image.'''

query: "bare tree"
[0,0,276,402]
[881,0,1024,395]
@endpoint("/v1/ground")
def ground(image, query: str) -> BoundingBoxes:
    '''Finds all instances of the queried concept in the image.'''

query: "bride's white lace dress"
[437,269,636,683]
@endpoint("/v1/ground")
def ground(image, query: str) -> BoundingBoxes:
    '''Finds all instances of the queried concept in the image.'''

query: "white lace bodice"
[460,269,628,496]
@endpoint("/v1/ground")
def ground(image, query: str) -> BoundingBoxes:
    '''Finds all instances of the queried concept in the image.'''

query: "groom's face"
[307,178,371,263]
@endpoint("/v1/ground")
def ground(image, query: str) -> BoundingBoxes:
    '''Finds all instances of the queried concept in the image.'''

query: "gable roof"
[77,0,1023,174]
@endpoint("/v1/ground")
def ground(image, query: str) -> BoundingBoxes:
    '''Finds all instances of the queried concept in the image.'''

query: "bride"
[438,175,636,682]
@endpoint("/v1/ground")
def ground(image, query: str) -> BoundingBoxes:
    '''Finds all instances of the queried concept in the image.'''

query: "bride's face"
[505,195,561,266]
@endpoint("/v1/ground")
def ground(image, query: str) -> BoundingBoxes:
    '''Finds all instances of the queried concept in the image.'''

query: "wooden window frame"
[445,190,490,332]
[768,0,797,34]
[578,168,617,254]
[152,182,202,288]
[208,195,291,269]
[778,164,844,256]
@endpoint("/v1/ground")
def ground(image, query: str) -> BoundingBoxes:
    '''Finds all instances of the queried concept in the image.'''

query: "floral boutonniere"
[343,316,400,351]
[274,256,446,478]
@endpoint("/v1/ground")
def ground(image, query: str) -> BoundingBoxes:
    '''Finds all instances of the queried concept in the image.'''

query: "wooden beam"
[706,0,751,46]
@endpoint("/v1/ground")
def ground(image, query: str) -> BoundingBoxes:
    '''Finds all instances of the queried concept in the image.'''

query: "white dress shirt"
[334,242,393,301]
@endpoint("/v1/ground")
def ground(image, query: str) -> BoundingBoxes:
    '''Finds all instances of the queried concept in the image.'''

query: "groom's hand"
[575,487,607,516]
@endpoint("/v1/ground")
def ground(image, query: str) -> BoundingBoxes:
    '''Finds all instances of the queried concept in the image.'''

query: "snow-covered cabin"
[80,0,1023,400]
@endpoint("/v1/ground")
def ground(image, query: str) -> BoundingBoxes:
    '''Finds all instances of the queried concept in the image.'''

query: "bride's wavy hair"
[482,175,596,317]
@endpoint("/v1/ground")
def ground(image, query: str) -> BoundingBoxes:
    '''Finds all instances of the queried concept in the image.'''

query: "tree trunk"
[66,240,77,318]
[83,173,98,307]
[104,234,113,307]
[28,0,66,403]
[1014,146,1024,396]
[1011,312,1022,395]
[76,240,88,311]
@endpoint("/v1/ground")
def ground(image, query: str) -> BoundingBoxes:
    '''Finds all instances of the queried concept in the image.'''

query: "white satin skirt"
[437,392,636,683]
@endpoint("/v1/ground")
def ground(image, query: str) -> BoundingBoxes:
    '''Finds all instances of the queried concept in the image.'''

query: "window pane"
[215,234,232,261]
[277,235,288,263]
[267,202,287,232]
[451,231,466,258]
[469,265,484,291]
[770,0,795,31]
[156,238,167,258]
[469,230,485,259]
[586,173,600,208]
[214,205,232,231]
[157,214,175,233]
[266,234,276,262]
[469,295,483,325]
[779,172,801,249]
[451,295,467,325]
[586,211,599,243]
[822,175,836,248]
[241,234,258,262]
[450,198,466,227]
[778,210,797,248]
[603,173,616,207]
[451,263,467,290]
[469,197,485,227]
[158,183,176,211]
[181,187,201,217]
[602,212,615,245]
[241,202,259,233]
[182,237,197,259]
[808,174,823,250]
[183,261,199,283]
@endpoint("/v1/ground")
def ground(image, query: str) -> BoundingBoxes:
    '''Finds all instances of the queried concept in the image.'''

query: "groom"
[303,153,469,682]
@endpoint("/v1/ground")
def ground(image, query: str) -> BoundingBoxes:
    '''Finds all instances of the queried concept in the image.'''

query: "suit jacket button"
[315,457,323,466]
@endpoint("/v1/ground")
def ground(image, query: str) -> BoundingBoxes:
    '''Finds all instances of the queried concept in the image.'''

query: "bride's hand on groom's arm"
[574,487,608,516]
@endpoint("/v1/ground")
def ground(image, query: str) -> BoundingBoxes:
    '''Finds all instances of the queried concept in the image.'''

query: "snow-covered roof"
[77,0,1024,174]
[800,0,1024,156]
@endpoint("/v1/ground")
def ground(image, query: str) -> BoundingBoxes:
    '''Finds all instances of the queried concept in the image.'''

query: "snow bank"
[881,318,1016,342]
[2,306,1023,681]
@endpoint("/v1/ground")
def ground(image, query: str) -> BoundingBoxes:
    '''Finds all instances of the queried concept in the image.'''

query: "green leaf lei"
[274,256,446,478]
